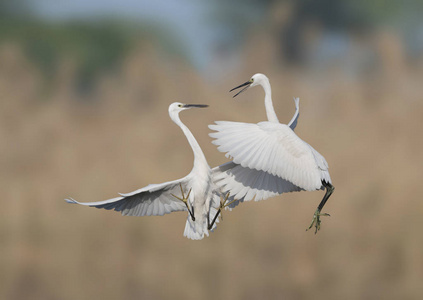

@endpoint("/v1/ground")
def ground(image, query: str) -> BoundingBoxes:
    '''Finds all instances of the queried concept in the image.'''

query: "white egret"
[209,73,334,233]
[66,102,234,240]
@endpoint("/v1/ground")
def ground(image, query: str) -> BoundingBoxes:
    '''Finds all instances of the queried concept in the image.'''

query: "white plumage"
[211,121,327,191]
[67,179,189,217]
[209,73,334,232]
[66,102,224,240]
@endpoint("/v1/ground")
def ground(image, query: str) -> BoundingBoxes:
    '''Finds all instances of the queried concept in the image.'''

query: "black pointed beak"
[183,104,209,108]
[229,81,252,98]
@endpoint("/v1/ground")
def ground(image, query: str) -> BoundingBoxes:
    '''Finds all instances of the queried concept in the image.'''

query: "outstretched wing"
[212,162,303,208]
[209,121,324,191]
[288,97,300,130]
[66,177,190,216]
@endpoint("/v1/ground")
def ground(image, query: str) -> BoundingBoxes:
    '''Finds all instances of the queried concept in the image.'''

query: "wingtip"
[65,197,78,204]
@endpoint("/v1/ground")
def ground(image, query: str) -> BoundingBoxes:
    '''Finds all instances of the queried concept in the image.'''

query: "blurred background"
[1,0,423,299]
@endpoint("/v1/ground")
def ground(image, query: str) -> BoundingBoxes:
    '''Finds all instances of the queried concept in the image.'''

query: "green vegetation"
[0,1,187,93]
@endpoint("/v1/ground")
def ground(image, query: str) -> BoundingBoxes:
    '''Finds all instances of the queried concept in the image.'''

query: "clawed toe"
[171,183,195,221]
[207,192,238,230]
[306,209,330,234]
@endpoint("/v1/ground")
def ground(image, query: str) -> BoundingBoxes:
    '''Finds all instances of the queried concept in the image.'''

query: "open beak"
[183,104,208,108]
[229,80,252,98]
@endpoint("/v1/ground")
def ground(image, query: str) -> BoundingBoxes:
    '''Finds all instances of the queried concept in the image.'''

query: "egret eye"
[250,78,254,83]
[178,104,183,108]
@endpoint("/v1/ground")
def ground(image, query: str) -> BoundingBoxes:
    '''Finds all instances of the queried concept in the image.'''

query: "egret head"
[230,73,269,98]
[169,102,208,114]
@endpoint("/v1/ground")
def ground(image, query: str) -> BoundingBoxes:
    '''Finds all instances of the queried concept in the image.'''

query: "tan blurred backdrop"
[1,1,423,299]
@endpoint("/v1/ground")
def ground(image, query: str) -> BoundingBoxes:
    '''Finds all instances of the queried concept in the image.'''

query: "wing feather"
[66,177,189,216]
[210,121,324,190]
[212,162,302,206]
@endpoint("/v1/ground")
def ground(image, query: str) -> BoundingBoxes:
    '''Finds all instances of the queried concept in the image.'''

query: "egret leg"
[307,181,334,234]
[171,183,195,221]
[207,192,237,230]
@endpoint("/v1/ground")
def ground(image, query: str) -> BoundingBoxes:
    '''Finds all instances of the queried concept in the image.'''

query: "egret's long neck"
[171,113,207,168]
[261,79,279,123]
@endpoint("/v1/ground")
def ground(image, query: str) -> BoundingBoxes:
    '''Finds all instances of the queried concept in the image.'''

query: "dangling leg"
[171,183,195,221]
[208,192,238,230]
[307,181,334,234]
